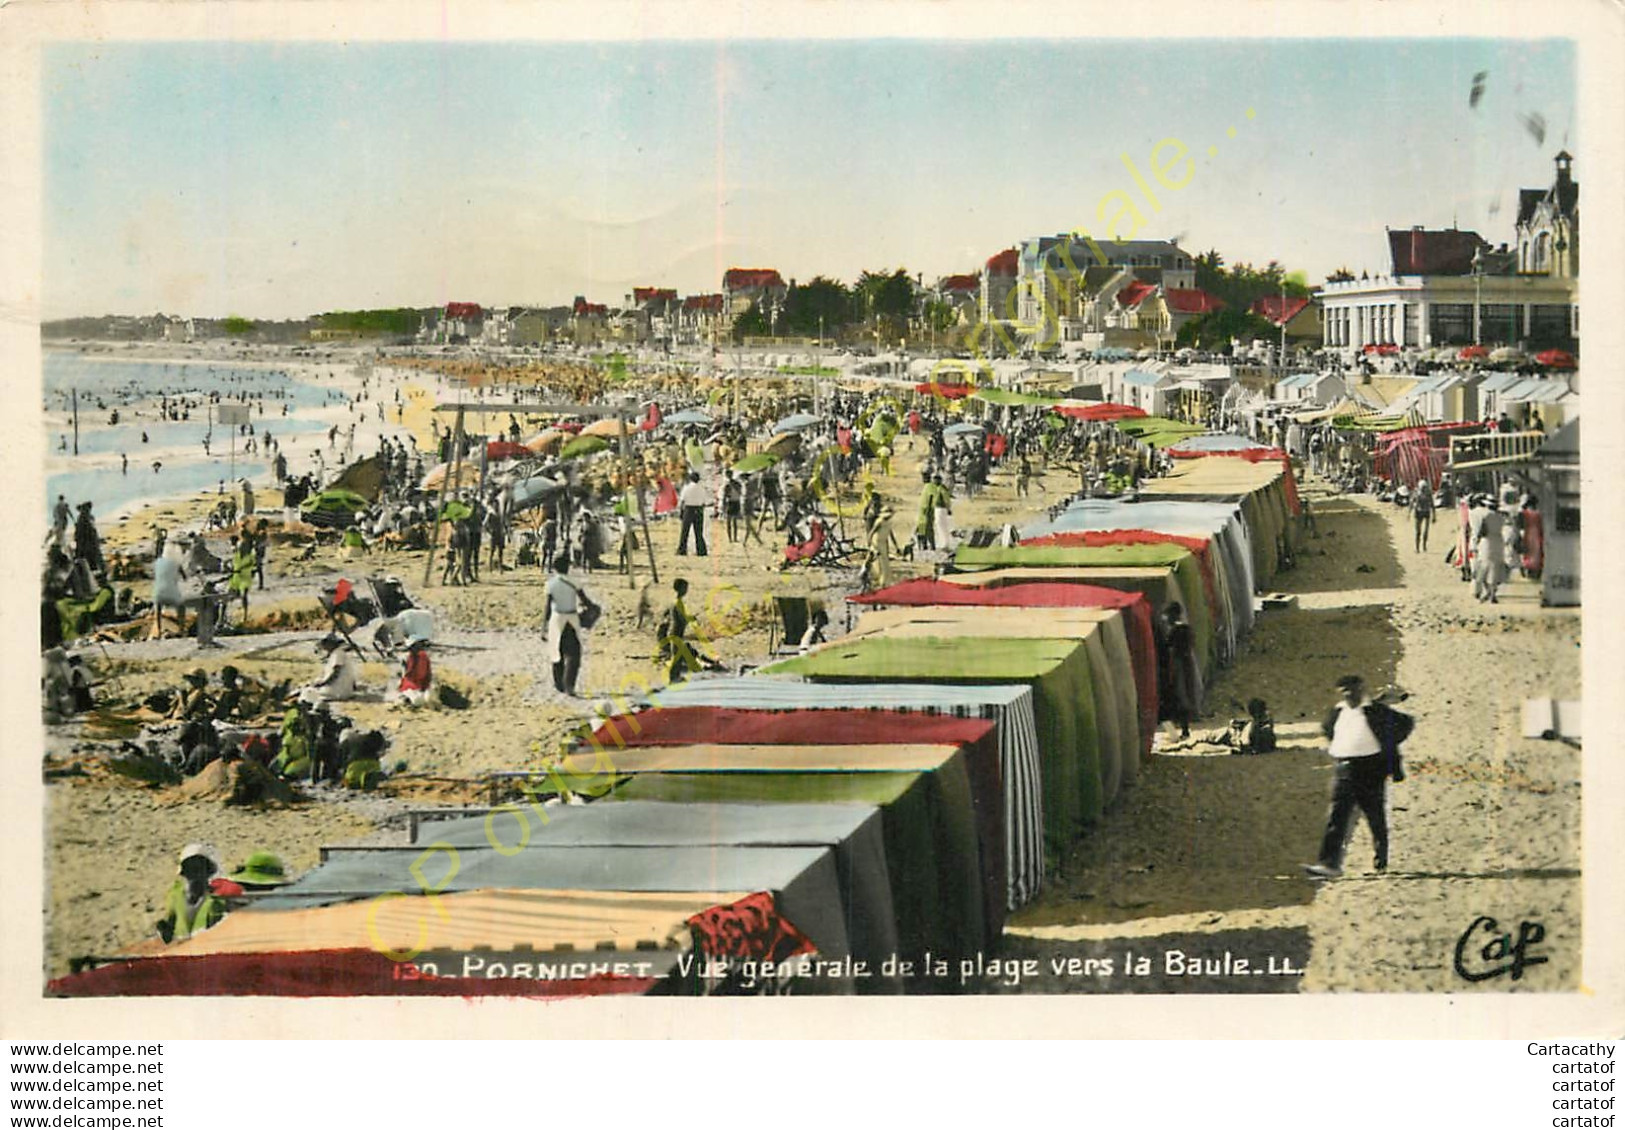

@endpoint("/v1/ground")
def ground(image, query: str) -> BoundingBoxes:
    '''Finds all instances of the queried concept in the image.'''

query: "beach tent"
[1013,529,1232,664]
[565,742,987,975]
[416,802,901,994]
[328,455,387,502]
[253,840,858,991]
[848,580,1157,761]
[1017,498,1255,642]
[841,606,1141,801]
[46,897,694,997]
[1134,456,1300,580]
[584,710,1003,949]
[646,679,1043,909]
[973,387,1058,407]
[954,542,1215,677]
[1054,402,1147,422]
[764,636,1102,859]
[1112,414,1206,448]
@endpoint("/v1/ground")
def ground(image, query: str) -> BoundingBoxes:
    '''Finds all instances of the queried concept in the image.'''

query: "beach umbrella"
[1457,345,1490,361]
[560,434,610,460]
[419,462,482,492]
[439,500,473,523]
[554,421,584,434]
[765,432,803,455]
[732,451,782,474]
[944,422,986,437]
[580,417,633,438]
[665,408,714,427]
[509,474,563,512]
[485,440,531,462]
[524,429,566,454]
[1488,346,1525,364]
[772,412,822,434]
[1535,349,1576,370]
[300,488,369,521]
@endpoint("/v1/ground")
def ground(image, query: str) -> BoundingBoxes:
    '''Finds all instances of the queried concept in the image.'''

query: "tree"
[921,299,958,334]
[854,268,915,341]
[731,301,770,342]
[222,316,256,336]
[780,276,851,337]
[1194,249,1226,294]
[1175,307,1277,351]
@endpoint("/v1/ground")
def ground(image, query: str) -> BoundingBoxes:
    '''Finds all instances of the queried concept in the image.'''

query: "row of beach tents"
[53,430,1303,998]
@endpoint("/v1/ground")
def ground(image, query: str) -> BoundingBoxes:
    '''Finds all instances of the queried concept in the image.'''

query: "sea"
[43,351,344,522]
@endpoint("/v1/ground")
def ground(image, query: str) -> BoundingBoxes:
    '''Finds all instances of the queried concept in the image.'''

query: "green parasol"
[733,451,782,474]
[560,434,611,460]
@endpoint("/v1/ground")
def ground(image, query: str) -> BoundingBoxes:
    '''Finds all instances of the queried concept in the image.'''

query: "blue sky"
[43,37,1576,319]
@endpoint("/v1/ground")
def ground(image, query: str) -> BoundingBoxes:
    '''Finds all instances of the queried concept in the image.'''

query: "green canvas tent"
[577,743,985,977]
[765,636,1102,859]
[952,543,1215,677]
[844,606,1141,798]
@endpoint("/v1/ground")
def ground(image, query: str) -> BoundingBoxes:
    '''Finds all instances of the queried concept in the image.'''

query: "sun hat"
[227,850,291,887]
[177,843,219,873]
[183,668,209,685]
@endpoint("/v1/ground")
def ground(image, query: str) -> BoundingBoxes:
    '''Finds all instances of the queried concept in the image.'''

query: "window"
[1428,303,1473,345]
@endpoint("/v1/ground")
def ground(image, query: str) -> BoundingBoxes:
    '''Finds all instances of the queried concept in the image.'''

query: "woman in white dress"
[1472,498,1509,604]
[151,541,188,638]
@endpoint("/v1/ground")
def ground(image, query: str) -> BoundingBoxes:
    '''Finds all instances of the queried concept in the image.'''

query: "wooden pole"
[422,407,465,588]
[71,389,79,456]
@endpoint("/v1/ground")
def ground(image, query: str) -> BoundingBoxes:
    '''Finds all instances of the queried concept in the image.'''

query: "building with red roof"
[1250,294,1323,347]
[677,293,727,346]
[1319,156,1578,353]
[1162,287,1224,316]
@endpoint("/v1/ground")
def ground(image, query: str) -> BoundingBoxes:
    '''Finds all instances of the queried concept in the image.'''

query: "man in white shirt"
[676,471,710,557]
[1305,674,1409,878]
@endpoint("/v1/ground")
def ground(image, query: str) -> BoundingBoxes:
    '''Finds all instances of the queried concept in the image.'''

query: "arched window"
[1535,232,1551,271]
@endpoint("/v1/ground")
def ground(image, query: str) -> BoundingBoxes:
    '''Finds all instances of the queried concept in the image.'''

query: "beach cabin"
[1274,371,1347,404]
[1118,368,1176,415]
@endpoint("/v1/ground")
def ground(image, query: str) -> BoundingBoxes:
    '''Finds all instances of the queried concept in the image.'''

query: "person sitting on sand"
[155,844,228,945]
[298,634,360,705]
[395,637,432,707]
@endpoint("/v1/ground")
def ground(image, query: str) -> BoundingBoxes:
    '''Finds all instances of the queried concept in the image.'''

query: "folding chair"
[768,595,824,655]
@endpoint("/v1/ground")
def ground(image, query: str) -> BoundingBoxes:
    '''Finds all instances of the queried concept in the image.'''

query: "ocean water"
[43,351,361,521]
[43,351,337,411]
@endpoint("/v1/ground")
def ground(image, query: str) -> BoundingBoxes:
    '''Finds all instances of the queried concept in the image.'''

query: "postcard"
[1,0,1620,1040]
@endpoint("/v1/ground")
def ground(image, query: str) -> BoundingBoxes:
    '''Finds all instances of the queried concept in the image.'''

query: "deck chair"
[781,520,828,567]
[768,595,824,655]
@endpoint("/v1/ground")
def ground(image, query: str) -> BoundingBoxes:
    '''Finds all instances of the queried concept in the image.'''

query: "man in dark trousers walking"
[676,471,709,557]
[1304,674,1413,878]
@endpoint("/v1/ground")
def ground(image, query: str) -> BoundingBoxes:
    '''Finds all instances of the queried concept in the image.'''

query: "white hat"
[177,843,219,871]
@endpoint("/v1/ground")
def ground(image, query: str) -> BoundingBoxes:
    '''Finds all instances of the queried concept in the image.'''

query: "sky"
[42,37,1577,320]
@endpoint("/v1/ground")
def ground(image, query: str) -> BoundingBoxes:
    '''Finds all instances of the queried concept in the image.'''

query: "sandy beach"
[39,346,1582,991]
